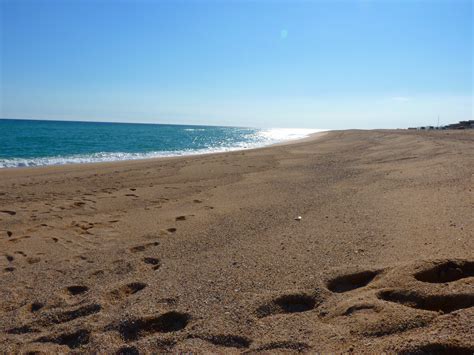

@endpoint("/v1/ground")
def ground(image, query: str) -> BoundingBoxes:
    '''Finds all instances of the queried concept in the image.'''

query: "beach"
[0,129,472,353]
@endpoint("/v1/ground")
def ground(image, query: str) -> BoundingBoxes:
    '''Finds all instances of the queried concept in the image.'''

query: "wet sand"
[0,129,473,353]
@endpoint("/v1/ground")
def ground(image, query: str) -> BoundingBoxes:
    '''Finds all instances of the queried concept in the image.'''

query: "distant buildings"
[408,120,474,130]
[442,120,474,130]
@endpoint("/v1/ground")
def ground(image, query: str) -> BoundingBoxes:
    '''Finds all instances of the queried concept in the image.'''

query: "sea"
[0,119,322,169]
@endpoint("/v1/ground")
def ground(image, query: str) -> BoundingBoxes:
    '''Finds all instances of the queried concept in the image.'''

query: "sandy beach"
[0,129,473,353]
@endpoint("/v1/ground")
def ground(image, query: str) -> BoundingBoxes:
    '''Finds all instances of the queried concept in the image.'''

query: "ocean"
[0,119,321,168]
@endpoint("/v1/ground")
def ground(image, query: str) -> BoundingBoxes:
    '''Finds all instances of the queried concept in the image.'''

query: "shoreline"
[0,131,327,176]
[0,129,472,353]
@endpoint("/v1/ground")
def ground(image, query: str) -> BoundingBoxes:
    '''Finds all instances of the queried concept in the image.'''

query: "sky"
[0,0,472,129]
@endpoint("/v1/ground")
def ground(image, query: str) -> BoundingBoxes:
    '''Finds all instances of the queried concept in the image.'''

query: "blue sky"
[1,0,472,129]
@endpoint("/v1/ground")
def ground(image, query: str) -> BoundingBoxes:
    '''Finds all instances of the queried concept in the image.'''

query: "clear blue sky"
[1,0,472,129]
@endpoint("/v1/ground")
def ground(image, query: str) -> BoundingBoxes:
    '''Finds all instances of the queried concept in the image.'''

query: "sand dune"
[0,130,473,353]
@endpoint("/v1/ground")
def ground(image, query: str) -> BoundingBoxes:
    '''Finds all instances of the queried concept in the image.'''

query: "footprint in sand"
[10,303,101,341]
[375,259,474,314]
[66,285,89,296]
[0,210,16,215]
[377,289,474,314]
[158,228,177,236]
[256,292,321,318]
[109,311,191,341]
[26,257,41,264]
[108,282,147,302]
[41,303,101,326]
[129,241,159,253]
[7,325,38,335]
[35,329,91,349]
[125,193,139,198]
[143,257,161,270]
[29,302,44,312]
[414,260,474,283]
[326,269,381,293]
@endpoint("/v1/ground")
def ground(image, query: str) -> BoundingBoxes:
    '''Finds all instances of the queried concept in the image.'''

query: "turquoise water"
[0,119,320,168]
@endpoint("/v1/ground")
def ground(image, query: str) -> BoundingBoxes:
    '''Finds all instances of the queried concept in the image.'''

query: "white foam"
[258,128,324,143]
[0,128,325,168]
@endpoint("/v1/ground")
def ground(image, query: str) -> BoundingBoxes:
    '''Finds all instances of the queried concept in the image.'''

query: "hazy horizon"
[1,0,472,129]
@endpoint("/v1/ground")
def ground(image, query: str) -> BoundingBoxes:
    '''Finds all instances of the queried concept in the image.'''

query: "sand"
[0,129,473,353]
